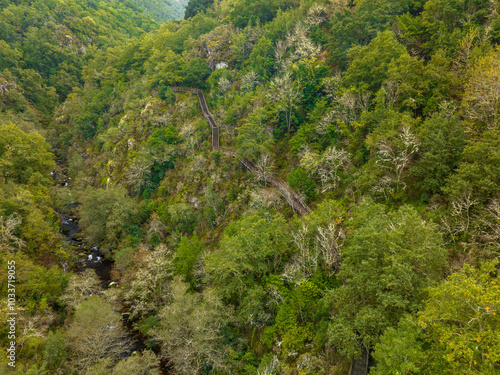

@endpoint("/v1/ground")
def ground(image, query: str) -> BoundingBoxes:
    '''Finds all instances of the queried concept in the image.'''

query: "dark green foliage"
[184,0,214,19]
[444,129,500,203]
[246,36,275,80]
[327,202,446,357]
[399,0,493,56]
[44,331,67,370]
[4,0,500,371]
[264,279,324,355]
[343,30,406,92]
[205,214,290,304]
[182,58,211,88]
[287,168,316,202]
[158,85,176,104]
[174,232,204,284]
[78,187,139,250]
[329,0,413,69]
[166,203,198,234]
[0,0,159,128]
[412,114,465,196]
[227,0,299,28]
[147,125,179,148]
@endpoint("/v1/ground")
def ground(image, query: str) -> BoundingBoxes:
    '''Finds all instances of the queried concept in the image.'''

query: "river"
[57,172,170,373]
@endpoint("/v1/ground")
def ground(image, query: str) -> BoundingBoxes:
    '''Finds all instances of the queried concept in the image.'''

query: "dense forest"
[1,0,500,374]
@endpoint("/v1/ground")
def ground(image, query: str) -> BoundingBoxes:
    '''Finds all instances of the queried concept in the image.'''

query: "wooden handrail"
[170,86,312,216]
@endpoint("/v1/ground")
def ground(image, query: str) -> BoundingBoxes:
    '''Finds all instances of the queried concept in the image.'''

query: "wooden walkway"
[171,87,219,149]
[170,86,311,216]
[349,346,369,375]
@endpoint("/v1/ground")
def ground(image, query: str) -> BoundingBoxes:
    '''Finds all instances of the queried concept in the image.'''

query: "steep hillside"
[123,0,189,21]
[1,0,500,374]
[0,0,159,131]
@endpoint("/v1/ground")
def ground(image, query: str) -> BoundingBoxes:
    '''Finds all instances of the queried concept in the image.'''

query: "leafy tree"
[287,167,316,202]
[227,0,299,28]
[147,125,179,148]
[246,36,275,80]
[111,350,160,375]
[411,113,465,196]
[372,260,500,375]
[263,279,325,357]
[463,47,500,130]
[343,30,406,93]
[165,202,198,234]
[398,0,492,56]
[205,214,290,304]
[0,123,55,185]
[158,85,175,104]
[384,50,456,115]
[327,202,446,357]
[78,187,139,250]
[182,58,211,88]
[174,232,204,285]
[184,0,214,19]
[417,260,500,374]
[329,0,414,69]
[43,331,67,372]
[0,253,69,315]
[236,107,273,159]
[371,316,426,375]
[444,129,500,203]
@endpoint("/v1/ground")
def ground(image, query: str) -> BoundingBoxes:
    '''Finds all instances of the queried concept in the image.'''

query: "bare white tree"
[375,126,419,195]
[329,0,349,13]
[257,355,281,375]
[0,213,25,251]
[322,73,343,101]
[60,269,102,310]
[155,278,232,375]
[180,122,200,157]
[218,76,231,92]
[450,190,479,234]
[283,221,345,282]
[268,72,303,131]
[477,199,500,253]
[241,71,259,92]
[124,244,174,319]
[306,3,329,26]
[66,296,131,372]
[274,40,288,72]
[254,153,275,187]
[318,80,370,135]
[249,188,283,211]
[147,212,167,242]
[125,155,152,194]
[300,145,351,193]
[316,222,345,276]
[286,22,321,62]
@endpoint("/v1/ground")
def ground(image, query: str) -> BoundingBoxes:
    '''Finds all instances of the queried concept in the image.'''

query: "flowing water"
[57,172,171,372]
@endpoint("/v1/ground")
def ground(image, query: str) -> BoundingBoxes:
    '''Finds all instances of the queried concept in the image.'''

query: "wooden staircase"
[170,86,311,216]
[349,346,369,375]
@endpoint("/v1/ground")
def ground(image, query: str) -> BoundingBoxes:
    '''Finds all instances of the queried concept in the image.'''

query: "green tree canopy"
[327,202,446,357]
